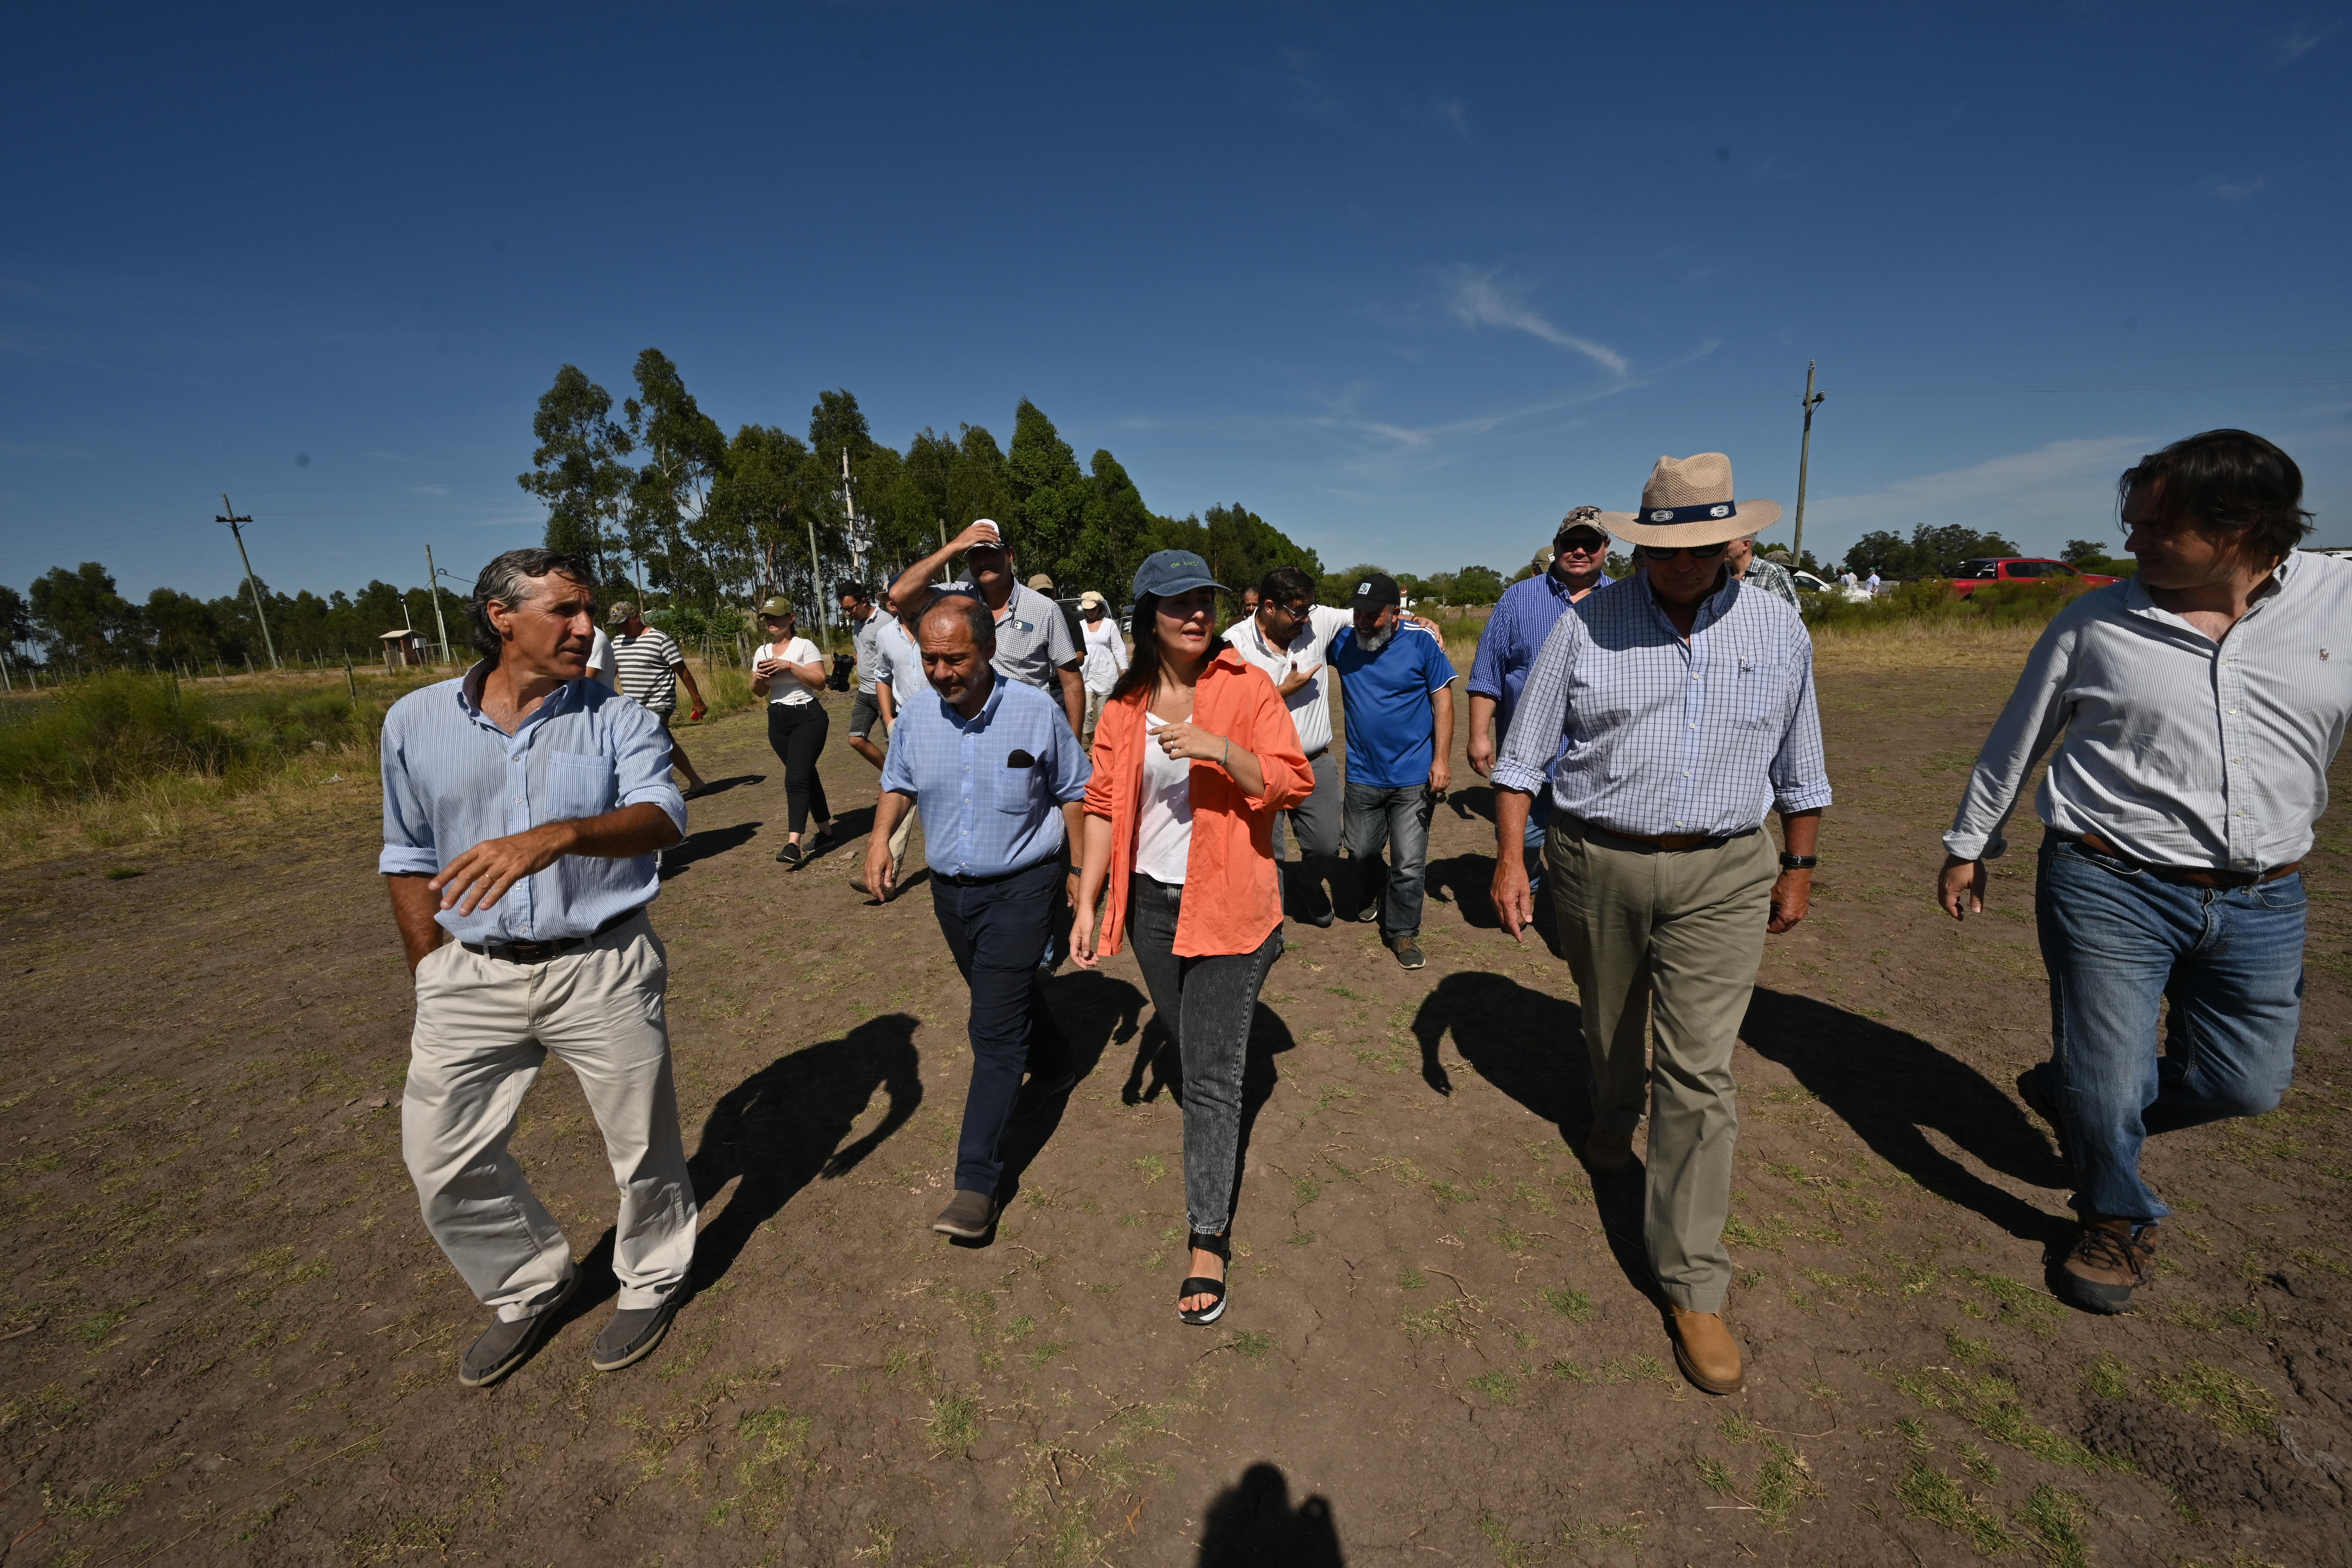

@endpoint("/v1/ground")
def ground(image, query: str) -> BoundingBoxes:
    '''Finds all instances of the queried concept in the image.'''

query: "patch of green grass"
[1491,1224,1530,1255]
[1226,1330,1273,1363]
[1895,1366,2135,1472]
[1951,1266,2062,1328]
[1400,1299,1479,1345]
[926,1393,983,1456]
[1130,1153,1166,1185]
[1398,1268,1427,1290]
[1476,1512,1544,1568]
[103,866,144,880]
[1546,1358,1590,1382]
[1895,1462,2012,1554]
[1697,1456,1737,1496]
[2016,1484,2090,1568]
[1466,1370,1518,1404]
[1292,1174,1322,1206]
[2150,1361,2280,1442]
[1026,1339,1073,1369]
[1429,1179,1476,1203]
[1895,1416,1933,1454]
[41,1481,135,1522]
[1752,1439,1812,1529]
[1539,1286,1591,1322]
[1944,1329,1991,1363]
[1722,1212,1793,1252]
[1720,1411,1760,1445]
[1958,1440,2002,1484]
[2084,1352,2131,1399]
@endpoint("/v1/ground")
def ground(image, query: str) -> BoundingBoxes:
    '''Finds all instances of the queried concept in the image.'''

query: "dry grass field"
[1,625,2346,1566]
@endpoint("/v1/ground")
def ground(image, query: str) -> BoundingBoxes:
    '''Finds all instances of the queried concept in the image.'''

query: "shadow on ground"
[1195,1462,1344,1565]
[661,820,761,879]
[1740,987,2069,1244]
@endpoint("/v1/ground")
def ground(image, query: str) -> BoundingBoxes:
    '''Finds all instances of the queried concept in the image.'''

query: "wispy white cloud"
[2200,174,2267,202]
[1804,436,2151,536]
[1442,267,1628,376]
[2268,20,2339,68]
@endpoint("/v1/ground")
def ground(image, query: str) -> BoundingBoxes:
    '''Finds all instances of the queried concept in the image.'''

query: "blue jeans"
[1343,781,1434,939]
[2035,833,2304,1223]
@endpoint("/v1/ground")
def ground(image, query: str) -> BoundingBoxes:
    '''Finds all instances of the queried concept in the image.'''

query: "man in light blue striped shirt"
[871,596,1091,1240]
[1491,453,1830,1398]
[380,548,695,1389]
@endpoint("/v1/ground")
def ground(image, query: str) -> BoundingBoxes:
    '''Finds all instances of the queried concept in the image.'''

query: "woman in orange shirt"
[1072,551,1310,1325]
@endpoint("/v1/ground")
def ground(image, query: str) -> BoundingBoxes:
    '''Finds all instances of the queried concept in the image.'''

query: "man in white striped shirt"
[607,604,708,795]
[1942,430,2344,1315]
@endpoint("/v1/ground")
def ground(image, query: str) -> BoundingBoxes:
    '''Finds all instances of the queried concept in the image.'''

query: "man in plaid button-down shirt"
[1489,454,1830,1397]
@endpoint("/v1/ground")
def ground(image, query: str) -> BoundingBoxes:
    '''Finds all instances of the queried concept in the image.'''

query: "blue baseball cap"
[1130,549,1226,601]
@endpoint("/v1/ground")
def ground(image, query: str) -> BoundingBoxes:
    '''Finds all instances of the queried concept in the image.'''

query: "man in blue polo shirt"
[1327,572,1456,969]
[868,594,1091,1239]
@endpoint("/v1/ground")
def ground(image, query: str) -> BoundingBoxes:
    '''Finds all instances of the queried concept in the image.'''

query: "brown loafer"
[1584,1126,1636,1174]
[1670,1307,1744,1394]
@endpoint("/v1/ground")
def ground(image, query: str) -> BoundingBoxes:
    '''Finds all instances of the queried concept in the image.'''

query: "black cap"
[1351,572,1402,608]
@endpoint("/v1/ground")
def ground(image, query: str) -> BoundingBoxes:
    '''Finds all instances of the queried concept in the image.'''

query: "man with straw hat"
[1489,452,1832,1396]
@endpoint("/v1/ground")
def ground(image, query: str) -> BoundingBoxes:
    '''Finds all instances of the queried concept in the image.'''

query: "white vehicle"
[1793,570,1873,604]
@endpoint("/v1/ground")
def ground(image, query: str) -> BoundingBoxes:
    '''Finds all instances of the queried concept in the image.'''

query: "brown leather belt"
[462,906,646,964]
[2069,832,2298,889]
[1567,815,1758,853]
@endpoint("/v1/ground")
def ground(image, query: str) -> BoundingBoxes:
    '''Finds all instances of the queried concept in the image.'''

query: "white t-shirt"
[1134,711,1195,884]
[1081,616,1127,695]
[1223,605,1349,758]
[755,637,824,706]
[588,628,619,691]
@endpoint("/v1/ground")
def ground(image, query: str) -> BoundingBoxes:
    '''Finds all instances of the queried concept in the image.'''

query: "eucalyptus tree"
[626,348,728,605]
[519,365,635,590]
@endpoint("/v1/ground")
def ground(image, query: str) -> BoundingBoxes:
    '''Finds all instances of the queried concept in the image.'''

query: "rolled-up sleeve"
[1237,673,1312,813]
[378,710,440,875]
[610,700,689,835]
[1046,712,1094,803]
[1945,622,2076,861]
[1768,645,1835,816]
[1467,596,1511,702]
[1493,611,1578,795]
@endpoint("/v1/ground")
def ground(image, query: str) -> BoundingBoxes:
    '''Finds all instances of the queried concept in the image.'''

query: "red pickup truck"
[1949,558,2121,597]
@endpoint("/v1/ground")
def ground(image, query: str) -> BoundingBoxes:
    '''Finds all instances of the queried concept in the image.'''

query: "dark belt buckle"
[504,940,563,963]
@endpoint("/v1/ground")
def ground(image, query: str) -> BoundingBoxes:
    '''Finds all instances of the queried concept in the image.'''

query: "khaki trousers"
[402,913,697,1321]
[1548,818,1774,1313]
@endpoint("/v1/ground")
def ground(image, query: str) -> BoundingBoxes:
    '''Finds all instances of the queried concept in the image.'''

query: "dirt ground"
[3,629,2349,1567]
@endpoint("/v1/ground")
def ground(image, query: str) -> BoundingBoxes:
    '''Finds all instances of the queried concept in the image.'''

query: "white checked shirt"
[1494,572,1832,836]
[1947,551,2352,871]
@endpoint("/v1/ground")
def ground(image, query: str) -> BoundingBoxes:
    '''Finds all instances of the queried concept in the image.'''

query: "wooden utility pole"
[218,494,280,670]
[423,544,453,665]
[1790,362,1827,569]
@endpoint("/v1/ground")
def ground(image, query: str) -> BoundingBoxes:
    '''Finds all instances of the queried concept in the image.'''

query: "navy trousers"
[929,858,1076,1196]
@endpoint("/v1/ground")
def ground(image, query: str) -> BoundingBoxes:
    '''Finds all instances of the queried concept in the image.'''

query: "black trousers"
[929,859,1075,1196]
[766,701,830,833]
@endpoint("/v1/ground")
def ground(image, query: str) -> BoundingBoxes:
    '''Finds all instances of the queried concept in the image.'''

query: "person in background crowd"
[866,596,1090,1239]
[1073,549,1309,1325]
[860,585,931,898]
[586,622,618,692]
[1866,569,1884,595]
[379,548,694,1388]
[1078,590,1128,744]
[1468,508,1614,885]
[1723,533,1801,612]
[1329,572,1456,969]
[1031,571,1086,652]
[751,596,833,868]
[1225,566,1348,926]
[606,602,709,795]
[1238,585,1260,619]
[1491,452,1829,1397]
[838,584,888,771]
[890,522,1085,735]
[1838,566,1860,590]
[1940,429,2341,1315]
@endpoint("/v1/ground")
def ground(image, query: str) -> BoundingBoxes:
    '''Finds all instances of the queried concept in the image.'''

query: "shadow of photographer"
[1196,1462,1344,1566]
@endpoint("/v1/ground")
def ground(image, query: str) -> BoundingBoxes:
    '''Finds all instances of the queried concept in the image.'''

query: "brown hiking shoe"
[2054,1217,2159,1315]
[1670,1307,1744,1394]
[1584,1126,1636,1174]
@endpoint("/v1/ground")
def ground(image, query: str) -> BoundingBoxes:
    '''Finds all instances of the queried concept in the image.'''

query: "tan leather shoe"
[1584,1127,1636,1174]
[1670,1307,1744,1394]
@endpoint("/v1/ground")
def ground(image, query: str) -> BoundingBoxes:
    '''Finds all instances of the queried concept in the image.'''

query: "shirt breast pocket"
[993,755,1042,814]
[544,751,617,820]
[1734,655,1786,728]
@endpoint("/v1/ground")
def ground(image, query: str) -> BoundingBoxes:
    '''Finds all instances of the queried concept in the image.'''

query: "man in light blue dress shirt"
[869,596,1091,1240]
[1491,454,1830,1398]
[380,548,695,1389]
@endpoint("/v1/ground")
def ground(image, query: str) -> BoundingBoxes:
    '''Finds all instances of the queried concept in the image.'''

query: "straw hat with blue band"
[1596,452,1782,550]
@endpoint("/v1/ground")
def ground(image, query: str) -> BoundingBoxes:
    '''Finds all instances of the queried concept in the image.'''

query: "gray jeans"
[1270,750,1343,920]
[1343,781,1435,938]
[1127,876,1284,1235]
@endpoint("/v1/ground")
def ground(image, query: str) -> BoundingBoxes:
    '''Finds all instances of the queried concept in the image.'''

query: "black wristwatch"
[1778,853,1818,870]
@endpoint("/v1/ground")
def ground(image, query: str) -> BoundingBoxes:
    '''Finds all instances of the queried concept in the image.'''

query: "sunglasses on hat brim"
[1634,542,1730,562]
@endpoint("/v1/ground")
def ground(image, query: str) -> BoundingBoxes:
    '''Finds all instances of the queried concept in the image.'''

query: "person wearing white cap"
[889,520,1084,735]
[1490,452,1832,1397]
[1076,590,1127,744]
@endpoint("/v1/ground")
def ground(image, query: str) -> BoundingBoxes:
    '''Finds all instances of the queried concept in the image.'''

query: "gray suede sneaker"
[590,1293,682,1372]
[932,1190,997,1239]
[458,1272,579,1389]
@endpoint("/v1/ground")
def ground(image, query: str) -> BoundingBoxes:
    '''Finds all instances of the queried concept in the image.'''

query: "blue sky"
[4,2,2349,603]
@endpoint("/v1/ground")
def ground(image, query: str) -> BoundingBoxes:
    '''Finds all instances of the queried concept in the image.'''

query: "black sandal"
[1178,1231,1231,1326]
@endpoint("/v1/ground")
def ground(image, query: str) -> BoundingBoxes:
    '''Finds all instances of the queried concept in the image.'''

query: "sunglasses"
[1555,532,1610,553]
[1635,542,1729,562]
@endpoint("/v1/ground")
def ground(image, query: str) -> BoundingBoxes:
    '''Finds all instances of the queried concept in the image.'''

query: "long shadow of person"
[1410,970,1651,1297]
[987,970,1144,1220]
[659,820,762,879]
[1738,988,2069,1245]
[682,1013,925,1287]
[1196,1462,1344,1566]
